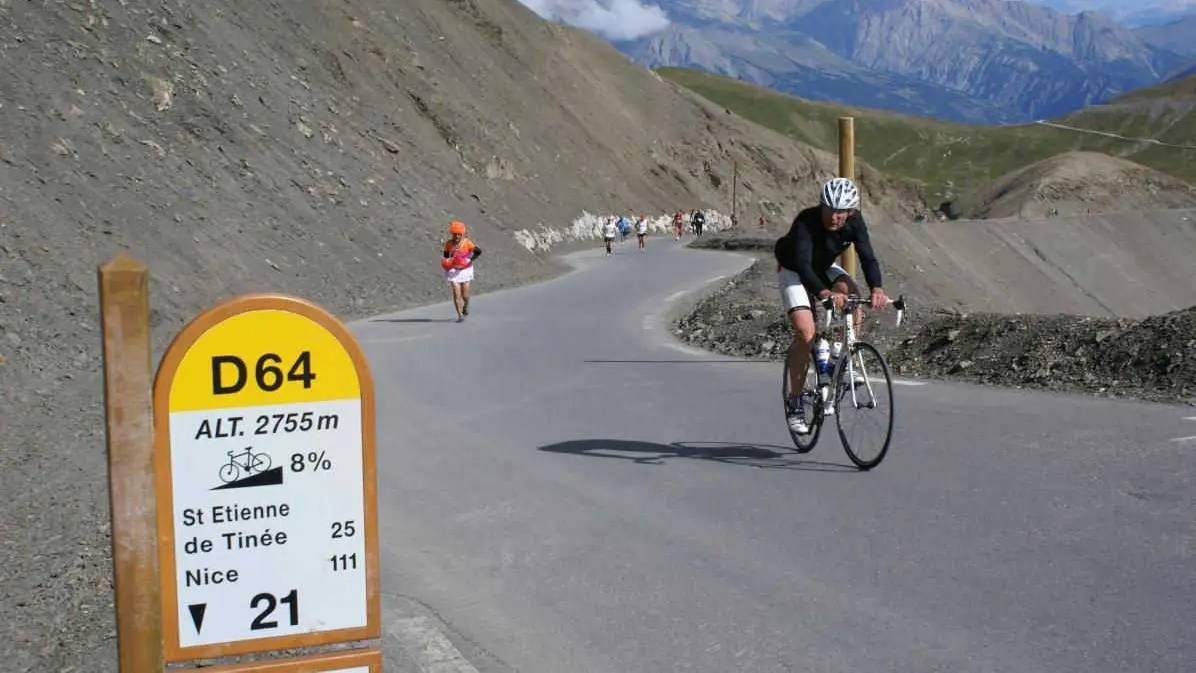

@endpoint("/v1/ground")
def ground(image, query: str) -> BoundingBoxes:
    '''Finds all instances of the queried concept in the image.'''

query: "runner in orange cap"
[442,220,482,322]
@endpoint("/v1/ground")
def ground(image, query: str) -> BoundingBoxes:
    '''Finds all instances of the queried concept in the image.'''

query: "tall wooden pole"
[838,117,858,280]
[98,253,163,673]
[731,160,738,227]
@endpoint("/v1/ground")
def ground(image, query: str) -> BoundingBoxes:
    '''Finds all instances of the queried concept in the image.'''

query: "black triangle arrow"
[188,603,207,633]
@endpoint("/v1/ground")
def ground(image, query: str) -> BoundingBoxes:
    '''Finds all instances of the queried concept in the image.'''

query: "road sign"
[153,294,379,663]
[193,647,381,672]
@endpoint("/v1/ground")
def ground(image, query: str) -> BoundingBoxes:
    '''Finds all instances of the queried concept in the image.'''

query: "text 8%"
[290,450,332,473]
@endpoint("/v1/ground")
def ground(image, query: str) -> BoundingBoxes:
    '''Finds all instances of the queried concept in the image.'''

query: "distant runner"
[442,220,482,322]
[602,217,618,256]
[636,215,648,251]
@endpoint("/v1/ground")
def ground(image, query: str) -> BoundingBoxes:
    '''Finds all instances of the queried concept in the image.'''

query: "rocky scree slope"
[0,0,926,670]
[673,256,1196,405]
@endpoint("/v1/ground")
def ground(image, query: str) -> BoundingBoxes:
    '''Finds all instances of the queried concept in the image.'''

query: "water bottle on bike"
[814,337,832,385]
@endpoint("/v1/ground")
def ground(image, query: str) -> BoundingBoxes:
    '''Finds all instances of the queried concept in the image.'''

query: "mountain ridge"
[612,0,1188,123]
[657,66,1196,202]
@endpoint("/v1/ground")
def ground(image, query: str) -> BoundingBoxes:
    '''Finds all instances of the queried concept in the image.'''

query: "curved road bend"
[350,238,1195,673]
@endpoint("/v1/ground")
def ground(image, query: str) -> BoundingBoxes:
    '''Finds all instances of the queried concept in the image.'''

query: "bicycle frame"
[816,294,905,412]
[227,447,255,470]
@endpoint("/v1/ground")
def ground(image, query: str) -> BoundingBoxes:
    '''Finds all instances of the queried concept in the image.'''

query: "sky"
[515,0,670,41]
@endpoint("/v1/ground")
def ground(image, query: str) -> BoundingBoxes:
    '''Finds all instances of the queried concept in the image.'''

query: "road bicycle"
[782,293,906,470]
[218,446,272,483]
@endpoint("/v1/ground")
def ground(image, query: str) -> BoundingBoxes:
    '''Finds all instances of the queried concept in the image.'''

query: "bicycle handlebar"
[820,293,906,328]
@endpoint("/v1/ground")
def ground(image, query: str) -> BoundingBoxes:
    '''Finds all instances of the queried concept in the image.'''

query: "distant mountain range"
[602,0,1194,123]
[1034,1,1196,27]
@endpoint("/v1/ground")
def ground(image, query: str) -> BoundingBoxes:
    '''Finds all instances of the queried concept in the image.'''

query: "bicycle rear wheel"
[833,341,895,470]
[782,353,822,453]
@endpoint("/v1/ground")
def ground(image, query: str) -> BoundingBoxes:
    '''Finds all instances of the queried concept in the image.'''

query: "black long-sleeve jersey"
[773,206,883,295]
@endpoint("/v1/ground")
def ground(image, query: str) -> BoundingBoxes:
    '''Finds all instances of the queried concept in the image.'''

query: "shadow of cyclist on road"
[537,439,857,472]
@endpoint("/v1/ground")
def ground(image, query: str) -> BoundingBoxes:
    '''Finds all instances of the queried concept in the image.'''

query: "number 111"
[331,553,358,571]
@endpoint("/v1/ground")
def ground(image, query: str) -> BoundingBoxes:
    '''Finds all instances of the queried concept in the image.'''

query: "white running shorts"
[445,265,475,284]
[778,264,848,312]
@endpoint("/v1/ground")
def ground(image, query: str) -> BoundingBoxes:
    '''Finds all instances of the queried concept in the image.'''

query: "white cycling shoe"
[786,396,810,434]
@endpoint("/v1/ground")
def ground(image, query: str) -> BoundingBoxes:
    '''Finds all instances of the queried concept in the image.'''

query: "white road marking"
[1183,416,1196,421]
[645,288,695,331]
[704,274,727,284]
[663,340,710,356]
[386,613,481,673]
[892,379,928,386]
[1169,435,1196,443]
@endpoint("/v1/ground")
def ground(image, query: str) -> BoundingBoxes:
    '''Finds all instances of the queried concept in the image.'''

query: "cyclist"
[442,220,482,322]
[774,177,888,433]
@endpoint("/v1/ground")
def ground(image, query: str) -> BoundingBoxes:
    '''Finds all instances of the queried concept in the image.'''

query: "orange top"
[443,237,476,270]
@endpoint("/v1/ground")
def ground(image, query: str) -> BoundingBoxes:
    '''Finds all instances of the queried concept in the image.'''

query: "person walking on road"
[442,220,482,322]
[635,215,648,251]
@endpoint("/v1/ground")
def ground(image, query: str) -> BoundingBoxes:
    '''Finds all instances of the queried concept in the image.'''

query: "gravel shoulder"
[672,251,1196,407]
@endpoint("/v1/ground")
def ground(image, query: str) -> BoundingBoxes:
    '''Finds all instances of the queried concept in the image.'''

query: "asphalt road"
[351,238,1196,673]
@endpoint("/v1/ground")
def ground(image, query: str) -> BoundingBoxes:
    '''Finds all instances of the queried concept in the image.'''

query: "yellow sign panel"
[169,309,361,412]
[153,293,380,664]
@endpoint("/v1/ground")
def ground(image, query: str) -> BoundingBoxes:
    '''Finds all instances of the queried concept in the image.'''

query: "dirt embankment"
[702,207,1196,318]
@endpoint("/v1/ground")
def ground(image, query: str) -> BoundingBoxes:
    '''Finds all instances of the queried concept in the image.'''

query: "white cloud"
[518,0,671,41]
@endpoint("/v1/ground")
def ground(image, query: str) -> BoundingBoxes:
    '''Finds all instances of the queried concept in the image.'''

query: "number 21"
[250,589,299,630]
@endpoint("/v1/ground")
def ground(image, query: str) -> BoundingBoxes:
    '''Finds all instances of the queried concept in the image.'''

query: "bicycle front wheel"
[251,452,272,473]
[834,341,895,470]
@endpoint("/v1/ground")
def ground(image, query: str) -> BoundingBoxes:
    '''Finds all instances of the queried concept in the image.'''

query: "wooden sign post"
[98,254,164,673]
[99,256,383,672]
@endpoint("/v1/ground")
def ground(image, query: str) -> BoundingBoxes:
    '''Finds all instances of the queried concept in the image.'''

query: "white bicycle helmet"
[820,177,860,210]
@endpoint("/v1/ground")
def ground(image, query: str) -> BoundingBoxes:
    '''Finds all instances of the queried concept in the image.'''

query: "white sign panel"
[153,298,379,663]
[168,399,366,647]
